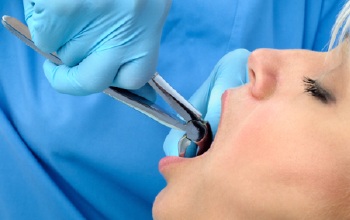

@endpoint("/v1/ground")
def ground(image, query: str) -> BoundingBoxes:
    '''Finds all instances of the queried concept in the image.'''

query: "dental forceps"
[1,15,212,157]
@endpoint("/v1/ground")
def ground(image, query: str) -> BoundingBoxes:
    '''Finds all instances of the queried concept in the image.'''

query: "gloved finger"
[43,61,86,95]
[23,0,34,21]
[163,129,186,156]
[162,86,208,156]
[163,49,250,156]
[45,43,160,95]
[24,0,95,54]
[110,46,159,90]
[44,60,157,101]
[44,48,124,95]
[129,84,157,103]
[203,49,250,134]
[162,81,209,156]
[43,64,113,95]
[23,0,37,40]
[175,49,250,133]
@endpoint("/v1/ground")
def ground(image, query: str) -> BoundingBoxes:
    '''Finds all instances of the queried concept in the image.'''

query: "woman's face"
[153,45,350,219]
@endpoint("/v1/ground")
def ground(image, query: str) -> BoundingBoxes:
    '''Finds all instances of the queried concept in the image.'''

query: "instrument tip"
[2,15,9,21]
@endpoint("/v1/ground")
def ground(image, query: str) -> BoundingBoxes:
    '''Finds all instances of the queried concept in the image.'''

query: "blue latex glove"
[23,0,171,95]
[163,49,251,156]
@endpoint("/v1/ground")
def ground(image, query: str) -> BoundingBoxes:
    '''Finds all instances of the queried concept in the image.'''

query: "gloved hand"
[163,49,251,156]
[23,0,171,95]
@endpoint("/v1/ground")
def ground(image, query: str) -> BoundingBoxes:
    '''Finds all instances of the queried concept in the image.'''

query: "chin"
[152,186,190,220]
[152,188,169,220]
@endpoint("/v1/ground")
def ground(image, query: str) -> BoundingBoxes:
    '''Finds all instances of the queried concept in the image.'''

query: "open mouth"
[178,121,213,158]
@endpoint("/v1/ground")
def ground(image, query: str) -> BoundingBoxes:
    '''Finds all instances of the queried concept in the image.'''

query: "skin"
[153,44,350,219]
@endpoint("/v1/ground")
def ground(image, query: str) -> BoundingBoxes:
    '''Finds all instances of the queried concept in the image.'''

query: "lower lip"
[158,156,186,173]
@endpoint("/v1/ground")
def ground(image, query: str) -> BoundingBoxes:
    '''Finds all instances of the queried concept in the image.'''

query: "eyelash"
[303,77,330,104]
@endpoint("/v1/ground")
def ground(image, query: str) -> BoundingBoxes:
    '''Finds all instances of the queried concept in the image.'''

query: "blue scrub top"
[0,0,344,219]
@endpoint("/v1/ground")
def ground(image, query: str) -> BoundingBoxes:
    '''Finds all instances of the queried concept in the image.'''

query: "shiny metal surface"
[2,15,212,157]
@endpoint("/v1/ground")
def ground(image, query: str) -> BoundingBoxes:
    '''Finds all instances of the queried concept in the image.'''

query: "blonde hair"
[329,0,350,50]
[326,2,350,218]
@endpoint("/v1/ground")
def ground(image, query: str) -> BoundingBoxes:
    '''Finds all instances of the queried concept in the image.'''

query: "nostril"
[31,1,35,7]
[247,49,278,100]
[248,68,256,85]
[250,72,277,100]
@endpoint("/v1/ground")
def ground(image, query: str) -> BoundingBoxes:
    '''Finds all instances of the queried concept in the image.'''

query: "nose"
[248,49,279,100]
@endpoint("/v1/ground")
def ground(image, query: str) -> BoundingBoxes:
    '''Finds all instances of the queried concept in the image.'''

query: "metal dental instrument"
[2,15,212,157]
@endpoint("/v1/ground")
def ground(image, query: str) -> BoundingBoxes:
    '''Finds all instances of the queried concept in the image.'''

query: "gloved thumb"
[43,59,156,101]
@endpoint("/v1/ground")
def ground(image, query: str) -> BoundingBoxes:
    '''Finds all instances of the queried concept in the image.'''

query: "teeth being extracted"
[2,15,213,158]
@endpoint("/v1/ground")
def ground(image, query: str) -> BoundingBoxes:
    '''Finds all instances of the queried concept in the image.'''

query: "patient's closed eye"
[303,77,336,104]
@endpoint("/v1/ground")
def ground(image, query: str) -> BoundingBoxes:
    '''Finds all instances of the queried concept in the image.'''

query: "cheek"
[229,108,330,181]
[210,104,348,211]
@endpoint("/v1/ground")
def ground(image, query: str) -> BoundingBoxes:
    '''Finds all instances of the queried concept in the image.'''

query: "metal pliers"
[2,15,213,157]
